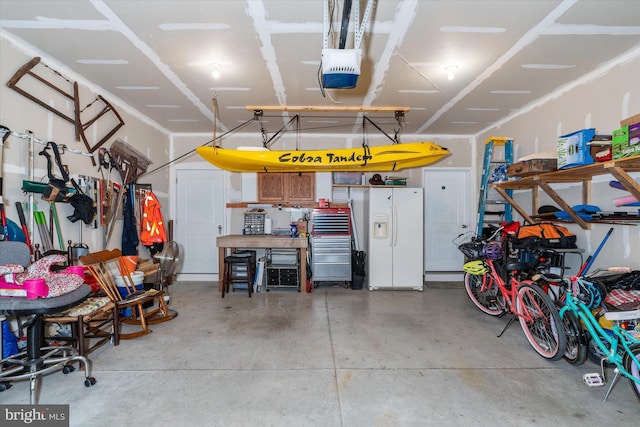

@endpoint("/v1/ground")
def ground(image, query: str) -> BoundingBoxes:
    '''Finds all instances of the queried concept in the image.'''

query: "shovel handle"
[15,201,33,253]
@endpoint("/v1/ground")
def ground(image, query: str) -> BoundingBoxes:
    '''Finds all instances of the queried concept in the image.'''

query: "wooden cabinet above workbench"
[258,172,315,204]
[491,155,640,229]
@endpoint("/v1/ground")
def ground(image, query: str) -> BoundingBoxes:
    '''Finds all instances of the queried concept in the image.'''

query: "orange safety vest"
[140,191,167,245]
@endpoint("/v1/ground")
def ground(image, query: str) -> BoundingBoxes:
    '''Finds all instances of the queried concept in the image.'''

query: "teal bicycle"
[553,275,640,402]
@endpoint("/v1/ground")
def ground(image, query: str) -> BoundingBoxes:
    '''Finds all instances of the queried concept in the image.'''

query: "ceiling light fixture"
[445,65,458,81]
[210,63,221,79]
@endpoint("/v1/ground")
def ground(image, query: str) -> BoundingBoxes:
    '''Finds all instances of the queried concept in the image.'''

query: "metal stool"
[222,250,256,298]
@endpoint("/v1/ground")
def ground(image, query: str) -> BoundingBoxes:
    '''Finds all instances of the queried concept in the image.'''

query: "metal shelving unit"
[265,248,299,291]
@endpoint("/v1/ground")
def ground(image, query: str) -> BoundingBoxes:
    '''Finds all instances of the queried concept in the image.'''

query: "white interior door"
[423,168,471,274]
[176,169,224,278]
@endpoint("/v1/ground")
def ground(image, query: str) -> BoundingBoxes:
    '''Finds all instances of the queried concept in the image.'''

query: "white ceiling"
[1,0,639,141]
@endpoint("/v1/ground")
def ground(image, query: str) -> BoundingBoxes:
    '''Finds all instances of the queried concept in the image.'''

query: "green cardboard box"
[612,125,640,159]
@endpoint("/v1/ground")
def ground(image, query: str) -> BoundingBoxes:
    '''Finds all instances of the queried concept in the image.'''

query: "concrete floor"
[1,281,638,426]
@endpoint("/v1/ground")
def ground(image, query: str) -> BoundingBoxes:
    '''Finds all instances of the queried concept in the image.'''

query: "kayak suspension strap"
[256,110,269,148]
[139,117,255,178]
[363,115,397,144]
[394,110,405,144]
[361,145,371,168]
[359,117,372,168]
[212,93,219,147]
[263,115,299,149]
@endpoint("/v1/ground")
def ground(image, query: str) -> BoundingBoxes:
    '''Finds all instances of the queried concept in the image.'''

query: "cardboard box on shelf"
[612,125,640,159]
[620,113,640,127]
[507,159,557,177]
[557,128,596,169]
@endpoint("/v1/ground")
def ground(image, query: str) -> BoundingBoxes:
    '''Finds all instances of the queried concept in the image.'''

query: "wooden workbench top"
[216,234,308,248]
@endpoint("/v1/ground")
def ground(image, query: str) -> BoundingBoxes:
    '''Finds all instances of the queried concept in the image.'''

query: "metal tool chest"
[310,208,352,287]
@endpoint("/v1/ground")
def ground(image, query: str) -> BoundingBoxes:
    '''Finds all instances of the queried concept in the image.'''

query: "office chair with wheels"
[0,241,96,404]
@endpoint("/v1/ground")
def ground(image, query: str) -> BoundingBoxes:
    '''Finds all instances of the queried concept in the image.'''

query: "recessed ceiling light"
[445,65,458,80]
[440,26,505,33]
[159,23,230,31]
[210,63,222,79]
[490,90,531,94]
[146,104,181,108]
[76,59,128,65]
[116,86,159,90]
[398,89,439,94]
[521,64,575,69]
[208,87,251,92]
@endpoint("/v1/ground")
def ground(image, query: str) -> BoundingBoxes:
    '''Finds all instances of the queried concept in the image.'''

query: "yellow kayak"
[195,142,449,172]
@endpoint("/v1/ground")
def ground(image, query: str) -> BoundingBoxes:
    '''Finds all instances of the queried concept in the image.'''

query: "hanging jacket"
[121,185,139,256]
[140,191,167,246]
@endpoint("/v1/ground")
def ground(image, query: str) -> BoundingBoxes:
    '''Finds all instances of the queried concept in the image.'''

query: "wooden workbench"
[216,235,309,293]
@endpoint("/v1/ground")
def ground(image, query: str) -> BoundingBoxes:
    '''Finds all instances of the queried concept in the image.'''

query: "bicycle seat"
[505,261,530,272]
[538,271,563,282]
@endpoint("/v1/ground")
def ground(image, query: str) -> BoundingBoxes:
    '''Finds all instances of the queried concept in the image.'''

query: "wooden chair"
[79,249,177,341]
[44,294,116,358]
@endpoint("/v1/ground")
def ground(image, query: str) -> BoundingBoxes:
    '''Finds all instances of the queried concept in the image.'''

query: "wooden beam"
[246,105,410,113]
[494,187,534,225]
[537,179,591,229]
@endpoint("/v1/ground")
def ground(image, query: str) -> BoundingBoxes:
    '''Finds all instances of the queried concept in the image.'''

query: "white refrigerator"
[367,187,424,291]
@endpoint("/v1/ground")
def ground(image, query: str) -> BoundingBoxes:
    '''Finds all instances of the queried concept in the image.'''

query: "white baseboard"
[176,273,218,282]
[424,272,463,282]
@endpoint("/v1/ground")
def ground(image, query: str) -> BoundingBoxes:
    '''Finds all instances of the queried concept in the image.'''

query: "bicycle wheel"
[557,304,588,365]
[623,344,640,401]
[463,271,505,316]
[515,282,566,361]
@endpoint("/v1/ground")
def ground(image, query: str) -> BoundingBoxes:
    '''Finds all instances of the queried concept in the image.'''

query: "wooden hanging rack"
[6,57,125,160]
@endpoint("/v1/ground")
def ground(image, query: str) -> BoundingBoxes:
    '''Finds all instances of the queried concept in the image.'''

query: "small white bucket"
[115,271,145,287]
